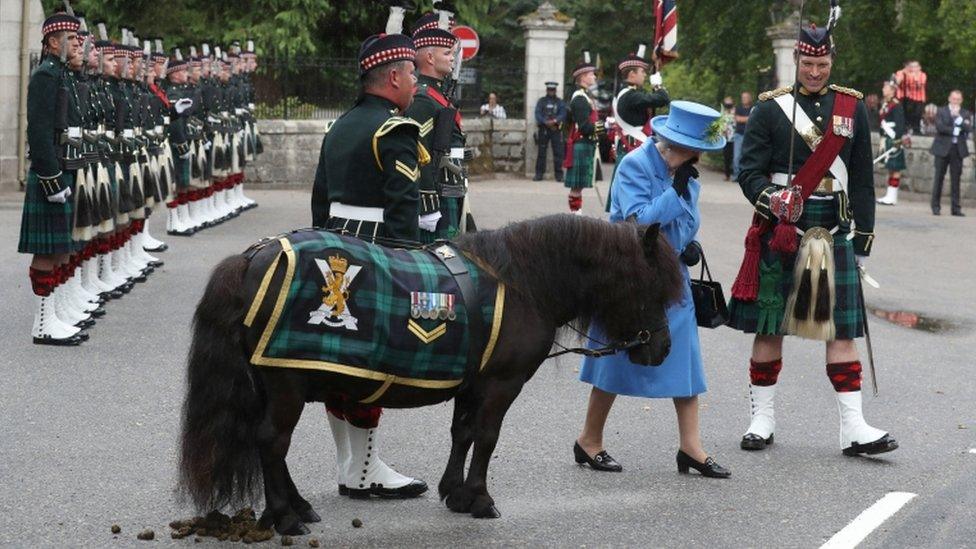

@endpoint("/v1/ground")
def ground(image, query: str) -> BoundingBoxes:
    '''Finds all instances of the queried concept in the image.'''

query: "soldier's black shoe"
[842,434,899,456]
[533,175,543,181]
[100,289,124,300]
[75,318,95,329]
[144,243,168,252]
[346,479,428,499]
[89,306,106,318]
[33,333,85,346]
[147,259,164,268]
[740,433,774,450]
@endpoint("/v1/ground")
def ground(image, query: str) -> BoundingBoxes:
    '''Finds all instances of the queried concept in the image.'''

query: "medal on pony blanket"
[782,226,836,341]
[411,291,457,321]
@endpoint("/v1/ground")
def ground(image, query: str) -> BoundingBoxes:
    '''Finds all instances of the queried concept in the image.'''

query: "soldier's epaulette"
[758,86,793,101]
[372,117,422,170]
[829,84,864,100]
[324,120,336,135]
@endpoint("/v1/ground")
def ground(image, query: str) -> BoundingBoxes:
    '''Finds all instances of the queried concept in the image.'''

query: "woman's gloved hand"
[680,241,701,266]
[672,159,699,199]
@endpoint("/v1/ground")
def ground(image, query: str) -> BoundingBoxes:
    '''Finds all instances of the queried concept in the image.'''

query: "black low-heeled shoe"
[676,450,731,478]
[573,442,622,472]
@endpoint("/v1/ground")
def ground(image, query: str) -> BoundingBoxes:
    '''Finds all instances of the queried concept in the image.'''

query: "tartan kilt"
[173,156,191,190]
[883,136,907,172]
[564,141,596,189]
[18,170,76,255]
[727,199,864,340]
[420,196,462,244]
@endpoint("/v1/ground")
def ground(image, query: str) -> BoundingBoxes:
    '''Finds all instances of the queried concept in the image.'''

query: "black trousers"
[535,126,564,179]
[722,141,734,178]
[932,145,964,213]
[903,99,924,134]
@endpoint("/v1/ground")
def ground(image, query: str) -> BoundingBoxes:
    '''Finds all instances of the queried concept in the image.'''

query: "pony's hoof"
[276,520,310,536]
[445,487,474,513]
[470,496,501,519]
[297,508,321,523]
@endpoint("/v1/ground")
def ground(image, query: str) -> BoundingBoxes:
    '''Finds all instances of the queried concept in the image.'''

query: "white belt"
[450,147,465,160]
[330,202,384,223]
[770,173,836,201]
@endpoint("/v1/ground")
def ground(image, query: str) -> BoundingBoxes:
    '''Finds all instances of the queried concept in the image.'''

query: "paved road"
[1,170,973,548]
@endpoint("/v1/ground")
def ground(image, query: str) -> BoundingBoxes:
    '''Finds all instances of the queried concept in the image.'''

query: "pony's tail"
[178,254,263,512]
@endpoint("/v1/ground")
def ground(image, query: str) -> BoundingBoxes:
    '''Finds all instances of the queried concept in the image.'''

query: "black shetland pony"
[178,214,684,535]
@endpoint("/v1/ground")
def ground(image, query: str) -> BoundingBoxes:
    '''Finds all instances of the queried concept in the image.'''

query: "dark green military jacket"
[737,83,875,256]
[615,85,669,127]
[26,55,65,179]
[404,74,460,215]
[162,79,190,153]
[568,87,596,137]
[311,94,425,241]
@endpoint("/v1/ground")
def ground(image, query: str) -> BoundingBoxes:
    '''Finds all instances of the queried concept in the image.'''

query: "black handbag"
[688,242,729,329]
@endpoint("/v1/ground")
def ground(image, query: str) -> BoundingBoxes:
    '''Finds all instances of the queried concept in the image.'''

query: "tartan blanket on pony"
[246,229,504,387]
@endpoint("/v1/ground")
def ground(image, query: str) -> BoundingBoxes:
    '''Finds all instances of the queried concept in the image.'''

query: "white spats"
[326,411,351,487]
[346,425,416,491]
[744,384,777,439]
[876,186,898,205]
[820,492,917,549]
[836,391,888,450]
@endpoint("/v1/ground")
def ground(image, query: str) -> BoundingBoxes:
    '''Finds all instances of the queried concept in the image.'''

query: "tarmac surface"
[1,169,974,548]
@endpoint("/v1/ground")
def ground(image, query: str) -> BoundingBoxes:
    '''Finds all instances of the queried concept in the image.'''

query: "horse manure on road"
[110,524,121,534]
[168,508,274,543]
[136,528,155,540]
[352,518,364,528]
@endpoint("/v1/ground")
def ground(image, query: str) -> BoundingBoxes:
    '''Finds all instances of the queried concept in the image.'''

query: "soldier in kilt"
[163,50,196,235]
[727,24,897,457]
[876,81,908,206]
[606,44,669,211]
[19,13,94,345]
[310,20,428,498]
[563,51,605,214]
[405,12,463,243]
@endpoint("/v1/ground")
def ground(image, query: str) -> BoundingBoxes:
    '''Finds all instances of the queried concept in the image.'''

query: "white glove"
[180,149,193,159]
[47,187,71,204]
[953,126,961,137]
[203,140,212,151]
[881,121,896,139]
[649,72,663,88]
[855,255,867,268]
[175,98,194,115]
[954,115,963,125]
[418,212,442,232]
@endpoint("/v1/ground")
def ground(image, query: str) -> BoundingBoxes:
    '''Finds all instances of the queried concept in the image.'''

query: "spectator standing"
[930,90,971,216]
[480,92,507,119]
[864,93,881,131]
[894,60,926,134]
[732,91,753,178]
[720,97,736,180]
[533,82,567,181]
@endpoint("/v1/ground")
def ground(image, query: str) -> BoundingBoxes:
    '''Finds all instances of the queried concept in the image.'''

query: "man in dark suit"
[930,90,971,216]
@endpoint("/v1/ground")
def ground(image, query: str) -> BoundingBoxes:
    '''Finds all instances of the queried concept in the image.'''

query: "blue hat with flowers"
[650,100,727,151]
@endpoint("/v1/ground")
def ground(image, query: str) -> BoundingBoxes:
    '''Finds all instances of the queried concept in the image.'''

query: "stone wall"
[0,0,44,191]
[871,134,976,200]
[246,117,526,186]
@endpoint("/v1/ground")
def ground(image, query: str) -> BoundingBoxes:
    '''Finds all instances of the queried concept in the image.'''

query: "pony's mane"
[454,214,684,340]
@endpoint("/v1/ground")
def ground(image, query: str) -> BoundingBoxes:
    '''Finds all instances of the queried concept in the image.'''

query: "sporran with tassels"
[783,227,836,340]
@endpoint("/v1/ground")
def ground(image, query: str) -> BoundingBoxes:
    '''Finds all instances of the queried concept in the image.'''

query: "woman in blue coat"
[574,101,730,478]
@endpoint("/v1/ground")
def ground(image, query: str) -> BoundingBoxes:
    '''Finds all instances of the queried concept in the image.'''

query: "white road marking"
[969,448,976,454]
[820,492,917,549]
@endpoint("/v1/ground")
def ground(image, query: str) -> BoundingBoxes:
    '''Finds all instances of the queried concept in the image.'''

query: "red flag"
[654,0,678,66]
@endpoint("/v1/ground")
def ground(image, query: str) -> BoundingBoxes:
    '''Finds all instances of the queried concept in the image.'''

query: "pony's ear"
[642,223,661,250]
[625,214,638,225]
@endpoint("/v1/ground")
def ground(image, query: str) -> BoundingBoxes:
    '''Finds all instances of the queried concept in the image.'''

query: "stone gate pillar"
[519,2,574,179]
[767,7,800,88]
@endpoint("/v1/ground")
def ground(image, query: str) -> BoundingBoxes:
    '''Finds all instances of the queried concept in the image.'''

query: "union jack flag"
[654,0,678,66]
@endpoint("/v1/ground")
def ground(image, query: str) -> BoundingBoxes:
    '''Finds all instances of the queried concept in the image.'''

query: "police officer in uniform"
[727,23,897,457]
[310,19,429,498]
[533,82,566,182]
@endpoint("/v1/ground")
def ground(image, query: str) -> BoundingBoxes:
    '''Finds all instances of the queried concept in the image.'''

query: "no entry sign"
[452,25,480,61]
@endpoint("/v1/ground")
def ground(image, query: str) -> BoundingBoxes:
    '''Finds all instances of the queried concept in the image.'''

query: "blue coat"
[578,139,706,398]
